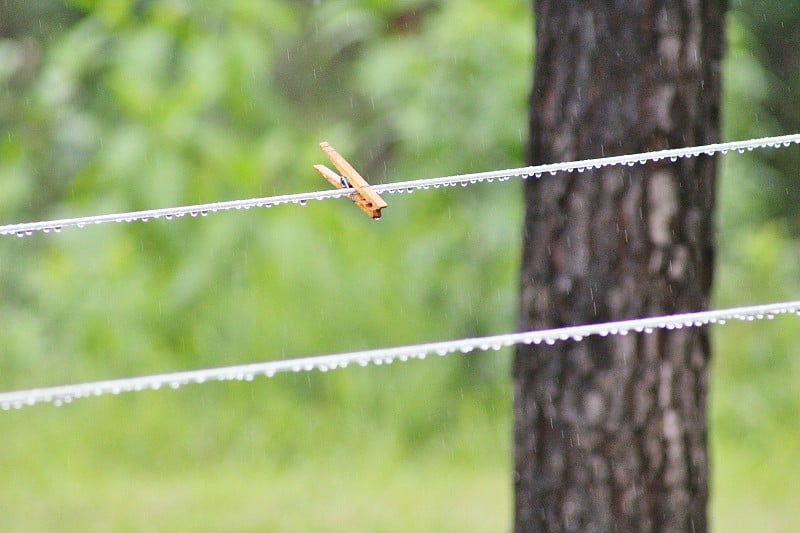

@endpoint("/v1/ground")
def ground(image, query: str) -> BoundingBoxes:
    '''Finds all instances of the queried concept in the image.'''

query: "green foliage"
[0,0,798,530]
[1,1,525,528]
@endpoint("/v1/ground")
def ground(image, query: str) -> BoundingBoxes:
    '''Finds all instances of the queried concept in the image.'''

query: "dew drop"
[299,200,308,206]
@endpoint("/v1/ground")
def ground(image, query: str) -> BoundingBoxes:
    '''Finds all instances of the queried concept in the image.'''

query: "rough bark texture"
[513,2,726,532]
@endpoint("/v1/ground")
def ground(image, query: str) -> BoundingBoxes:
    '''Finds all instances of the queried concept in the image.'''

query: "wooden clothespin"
[313,142,388,219]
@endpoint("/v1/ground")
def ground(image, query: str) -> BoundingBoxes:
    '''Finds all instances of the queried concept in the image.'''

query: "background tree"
[514,2,726,531]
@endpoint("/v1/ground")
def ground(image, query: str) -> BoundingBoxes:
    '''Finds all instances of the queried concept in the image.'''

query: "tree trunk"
[513,2,726,532]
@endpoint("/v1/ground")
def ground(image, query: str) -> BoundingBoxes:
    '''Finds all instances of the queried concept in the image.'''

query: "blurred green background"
[0,1,798,531]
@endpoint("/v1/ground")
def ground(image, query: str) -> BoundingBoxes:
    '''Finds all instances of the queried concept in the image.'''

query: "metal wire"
[2,299,798,410]
[2,133,799,237]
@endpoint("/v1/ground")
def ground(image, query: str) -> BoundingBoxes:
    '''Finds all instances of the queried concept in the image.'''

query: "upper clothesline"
[2,133,799,238]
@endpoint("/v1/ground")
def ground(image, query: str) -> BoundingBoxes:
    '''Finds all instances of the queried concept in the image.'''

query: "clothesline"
[2,299,798,410]
[2,133,798,238]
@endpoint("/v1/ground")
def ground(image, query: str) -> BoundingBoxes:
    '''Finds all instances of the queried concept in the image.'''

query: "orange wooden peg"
[313,142,387,219]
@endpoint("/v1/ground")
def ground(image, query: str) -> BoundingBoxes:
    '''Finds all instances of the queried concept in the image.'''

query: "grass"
[711,435,800,532]
[3,433,798,532]
[0,457,510,532]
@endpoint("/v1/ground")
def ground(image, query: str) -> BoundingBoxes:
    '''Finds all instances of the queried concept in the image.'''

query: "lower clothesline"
[1,299,798,411]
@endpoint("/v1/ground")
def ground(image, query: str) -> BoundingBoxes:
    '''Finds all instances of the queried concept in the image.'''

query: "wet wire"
[2,299,798,410]
[2,134,800,410]
[2,133,799,238]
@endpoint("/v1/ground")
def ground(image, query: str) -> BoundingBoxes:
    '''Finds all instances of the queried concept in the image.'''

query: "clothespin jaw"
[313,142,388,219]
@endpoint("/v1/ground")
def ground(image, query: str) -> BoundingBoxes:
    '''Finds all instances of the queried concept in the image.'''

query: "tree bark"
[513,2,726,532]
